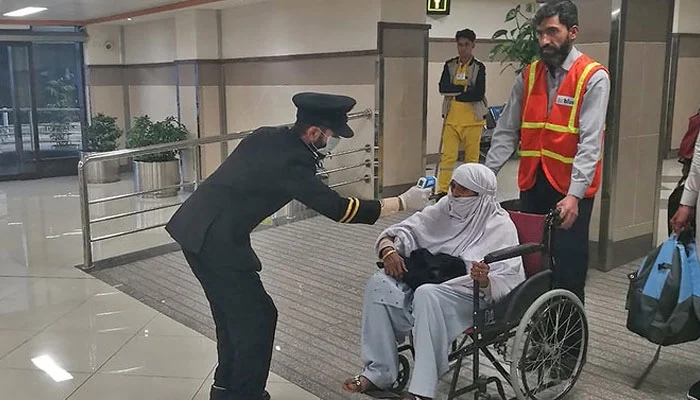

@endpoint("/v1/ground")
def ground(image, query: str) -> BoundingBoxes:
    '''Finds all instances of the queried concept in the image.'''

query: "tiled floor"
[0,174,318,400]
[0,159,683,399]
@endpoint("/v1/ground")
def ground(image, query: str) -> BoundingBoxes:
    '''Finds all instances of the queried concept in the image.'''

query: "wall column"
[596,0,675,269]
[376,21,430,197]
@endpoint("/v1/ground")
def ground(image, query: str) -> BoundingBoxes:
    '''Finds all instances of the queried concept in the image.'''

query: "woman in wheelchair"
[342,164,525,400]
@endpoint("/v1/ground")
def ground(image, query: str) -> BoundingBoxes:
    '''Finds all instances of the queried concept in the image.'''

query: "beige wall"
[427,0,521,39]
[674,0,700,34]
[124,19,176,64]
[614,41,667,242]
[220,0,380,59]
[670,35,700,150]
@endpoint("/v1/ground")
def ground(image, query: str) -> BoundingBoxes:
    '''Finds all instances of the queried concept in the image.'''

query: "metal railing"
[78,108,375,269]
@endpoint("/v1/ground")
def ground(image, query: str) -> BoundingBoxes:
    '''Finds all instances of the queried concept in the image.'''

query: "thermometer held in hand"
[417,176,436,189]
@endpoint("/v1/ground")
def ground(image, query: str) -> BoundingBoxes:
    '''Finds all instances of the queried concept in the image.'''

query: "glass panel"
[0,45,15,176]
[12,46,37,165]
[32,43,83,160]
[0,44,36,177]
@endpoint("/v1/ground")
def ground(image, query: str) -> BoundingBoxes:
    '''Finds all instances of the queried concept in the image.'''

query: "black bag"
[402,249,467,290]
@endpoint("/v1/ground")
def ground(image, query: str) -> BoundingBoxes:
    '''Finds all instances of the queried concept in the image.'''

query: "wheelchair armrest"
[483,243,543,264]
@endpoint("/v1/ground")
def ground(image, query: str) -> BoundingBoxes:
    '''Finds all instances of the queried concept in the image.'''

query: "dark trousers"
[519,167,594,303]
[183,250,278,400]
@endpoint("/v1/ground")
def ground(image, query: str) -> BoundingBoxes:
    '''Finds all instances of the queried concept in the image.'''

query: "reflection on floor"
[0,173,317,400]
[0,159,687,399]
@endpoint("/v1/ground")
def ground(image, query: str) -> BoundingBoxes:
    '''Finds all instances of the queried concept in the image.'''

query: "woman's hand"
[470,261,490,287]
[381,248,407,279]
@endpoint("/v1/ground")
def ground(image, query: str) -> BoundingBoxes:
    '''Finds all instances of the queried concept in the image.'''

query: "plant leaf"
[505,9,517,22]
[492,29,508,39]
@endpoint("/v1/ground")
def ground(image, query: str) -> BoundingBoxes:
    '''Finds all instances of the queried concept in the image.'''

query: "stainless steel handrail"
[78,108,374,269]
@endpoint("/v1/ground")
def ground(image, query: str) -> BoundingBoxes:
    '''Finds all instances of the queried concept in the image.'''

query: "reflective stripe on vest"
[522,60,603,136]
[518,148,603,164]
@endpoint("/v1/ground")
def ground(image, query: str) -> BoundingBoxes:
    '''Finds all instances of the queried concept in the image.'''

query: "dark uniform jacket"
[165,126,381,273]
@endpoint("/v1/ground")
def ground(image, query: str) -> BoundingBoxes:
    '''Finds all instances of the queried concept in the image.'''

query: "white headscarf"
[376,163,525,301]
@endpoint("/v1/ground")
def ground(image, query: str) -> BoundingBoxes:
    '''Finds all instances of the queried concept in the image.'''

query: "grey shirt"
[484,47,611,199]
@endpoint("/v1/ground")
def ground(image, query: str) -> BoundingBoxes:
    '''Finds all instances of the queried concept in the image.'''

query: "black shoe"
[209,386,270,400]
[209,386,228,400]
[689,380,700,400]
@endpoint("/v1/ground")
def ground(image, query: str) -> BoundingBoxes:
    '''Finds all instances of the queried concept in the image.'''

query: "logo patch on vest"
[556,95,575,107]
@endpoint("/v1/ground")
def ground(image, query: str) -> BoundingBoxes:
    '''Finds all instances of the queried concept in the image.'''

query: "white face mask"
[318,136,340,156]
[448,189,480,219]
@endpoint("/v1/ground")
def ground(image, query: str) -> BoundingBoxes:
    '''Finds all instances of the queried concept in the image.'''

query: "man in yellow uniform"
[436,28,488,197]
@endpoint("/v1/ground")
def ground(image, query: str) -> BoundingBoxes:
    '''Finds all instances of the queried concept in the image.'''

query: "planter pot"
[82,152,121,184]
[133,159,181,198]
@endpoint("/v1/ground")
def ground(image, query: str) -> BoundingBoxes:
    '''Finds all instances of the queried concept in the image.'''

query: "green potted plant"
[126,115,189,198]
[489,3,540,74]
[82,113,123,183]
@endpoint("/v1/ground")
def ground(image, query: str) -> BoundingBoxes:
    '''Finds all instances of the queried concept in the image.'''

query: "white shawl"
[376,164,525,302]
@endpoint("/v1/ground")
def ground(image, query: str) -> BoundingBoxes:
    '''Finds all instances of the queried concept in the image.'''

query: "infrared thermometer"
[417,176,436,189]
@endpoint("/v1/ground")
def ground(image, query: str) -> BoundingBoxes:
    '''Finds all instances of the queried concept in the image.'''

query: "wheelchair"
[391,203,588,400]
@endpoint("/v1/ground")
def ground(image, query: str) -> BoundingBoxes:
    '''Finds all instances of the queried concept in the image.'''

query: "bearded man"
[485,0,610,304]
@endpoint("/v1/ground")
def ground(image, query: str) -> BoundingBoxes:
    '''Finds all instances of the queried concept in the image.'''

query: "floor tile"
[44,291,157,335]
[140,312,202,337]
[0,368,90,400]
[67,373,202,400]
[0,331,133,373]
[99,334,217,379]
[266,381,320,400]
[0,299,81,331]
[191,373,313,400]
[0,330,38,359]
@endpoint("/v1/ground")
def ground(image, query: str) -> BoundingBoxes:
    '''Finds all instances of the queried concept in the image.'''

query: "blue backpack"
[626,235,700,346]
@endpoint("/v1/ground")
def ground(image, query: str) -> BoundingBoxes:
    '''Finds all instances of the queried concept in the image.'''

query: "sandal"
[342,375,378,393]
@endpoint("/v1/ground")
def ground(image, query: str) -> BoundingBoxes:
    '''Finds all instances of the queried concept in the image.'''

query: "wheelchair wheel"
[391,354,411,392]
[510,289,588,400]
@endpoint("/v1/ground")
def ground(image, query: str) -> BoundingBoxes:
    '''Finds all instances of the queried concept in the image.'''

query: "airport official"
[165,92,432,400]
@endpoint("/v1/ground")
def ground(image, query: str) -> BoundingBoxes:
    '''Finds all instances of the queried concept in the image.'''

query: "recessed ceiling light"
[3,7,48,17]
[127,18,132,21]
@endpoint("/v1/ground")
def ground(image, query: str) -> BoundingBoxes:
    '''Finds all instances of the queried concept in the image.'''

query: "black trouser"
[519,167,593,303]
[519,168,592,364]
[183,250,277,400]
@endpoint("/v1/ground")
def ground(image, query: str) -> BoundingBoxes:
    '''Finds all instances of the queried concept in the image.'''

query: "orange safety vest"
[518,54,608,198]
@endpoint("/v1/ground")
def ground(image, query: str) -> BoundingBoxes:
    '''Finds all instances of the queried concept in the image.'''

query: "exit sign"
[427,0,451,15]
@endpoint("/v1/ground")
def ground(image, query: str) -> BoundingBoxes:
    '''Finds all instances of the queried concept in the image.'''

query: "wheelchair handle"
[547,208,563,228]
[482,243,543,264]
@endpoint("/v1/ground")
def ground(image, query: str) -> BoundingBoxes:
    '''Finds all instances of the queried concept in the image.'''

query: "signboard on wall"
[427,0,451,16]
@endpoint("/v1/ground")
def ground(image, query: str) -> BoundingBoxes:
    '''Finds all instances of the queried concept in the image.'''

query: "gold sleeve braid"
[339,197,360,223]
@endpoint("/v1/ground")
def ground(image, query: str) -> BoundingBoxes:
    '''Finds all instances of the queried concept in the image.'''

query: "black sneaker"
[689,380,700,400]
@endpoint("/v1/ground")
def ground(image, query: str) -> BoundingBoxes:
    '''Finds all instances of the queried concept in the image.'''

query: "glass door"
[32,42,84,177]
[0,43,38,179]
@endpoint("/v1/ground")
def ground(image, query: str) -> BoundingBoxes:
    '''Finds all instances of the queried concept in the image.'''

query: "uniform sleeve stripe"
[339,198,357,223]
[345,197,361,223]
